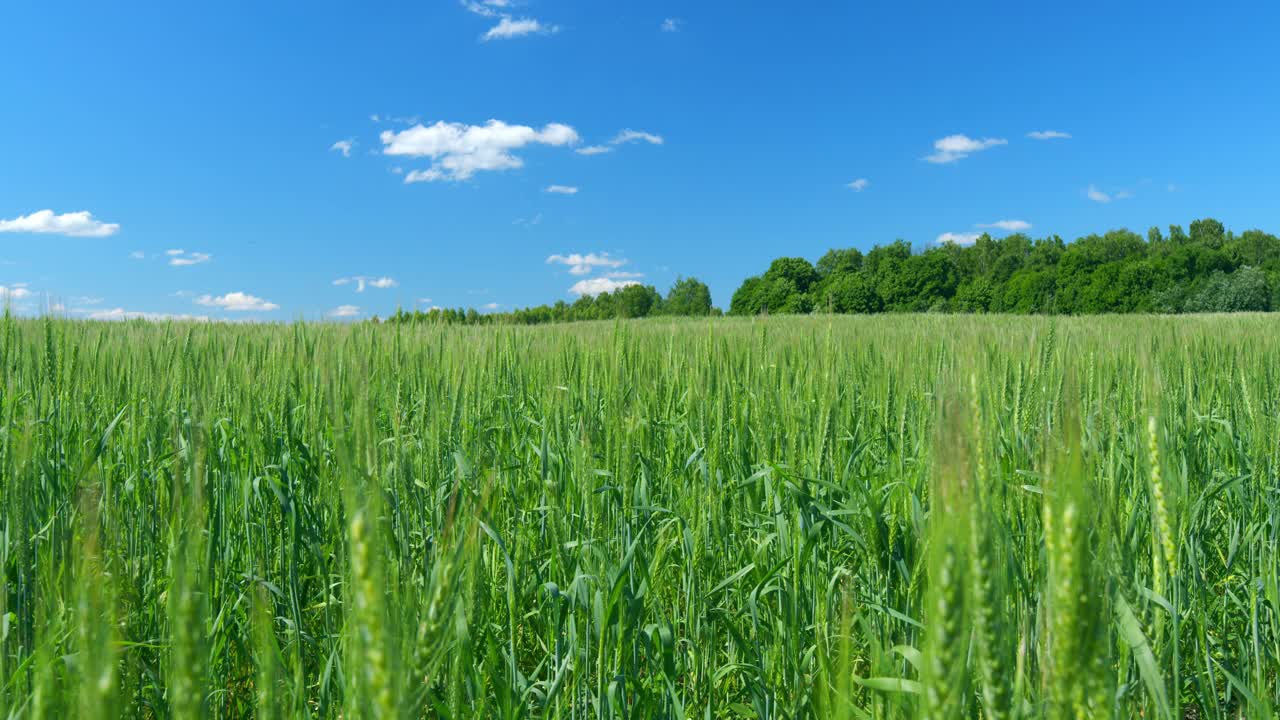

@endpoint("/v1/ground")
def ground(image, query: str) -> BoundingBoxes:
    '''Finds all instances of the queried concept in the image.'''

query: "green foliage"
[389,276,718,326]
[729,218,1280,316]
[660,276,714,316]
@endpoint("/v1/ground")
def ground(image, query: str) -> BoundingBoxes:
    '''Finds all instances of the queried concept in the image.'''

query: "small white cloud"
[384,119,579,182]
[334,275,398,292]
[370,114,381,122]
[85,308,210,322]
[483,17,557,41]
[195,291,280,312]
[418,297,433,305]
[1027,130,1071,140]
[331,139,354,157]
[547,252,627,275]
[612,129,664,146]
[1086,185,1131,203]
[937,232,981,246]
[977,220,1031,232]
[0,283,32,300]
[570,277,639,296]
[661,18,681,32]
[129,250,146,259]
[924,134,1007,164]
[847,178,869,192]
[576,145,612,156]
[169,250,211,266]
[545,184,579,194]
[606,271,644,279]
[0,209,120,237]
[328,304,360,318]
[481,302,501,311]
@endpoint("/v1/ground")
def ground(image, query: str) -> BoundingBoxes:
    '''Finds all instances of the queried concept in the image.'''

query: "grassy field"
[0,313,1276,718]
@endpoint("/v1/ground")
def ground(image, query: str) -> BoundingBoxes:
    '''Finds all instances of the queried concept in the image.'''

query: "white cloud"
[0,283,32,300]
[1086,185,1132,203]
[612,129,664,146]
[924,134,1007,164]
[331,139,354,157]
[328,304,360,318]
[847,178,869,192]
[977,219,1031,232]
[462,0,511,17]
[85,308,210,322]
[1027,130,1071,140]
[570,277,639,296]
[195,291,280,312]
[483,17,557,40]
[575,145,612,156]
[0,209,120,237]
[129,250,146,259]
[547,252,627,275]
[606,271,644,279]
[169,250,211,266]
[481,302,501,311]
[937,232,981,246]
[662,18,681,32]
[545,184,579,194]
[383,119,579,182]
[334,275,398,292]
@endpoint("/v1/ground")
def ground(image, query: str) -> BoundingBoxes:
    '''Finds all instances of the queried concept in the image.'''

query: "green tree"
[663,277,714,316]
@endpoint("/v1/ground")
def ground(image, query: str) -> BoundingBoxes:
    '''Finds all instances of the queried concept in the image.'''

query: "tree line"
[387,218,1280,325]
[387,276,717,325]
[730,217,1280,315]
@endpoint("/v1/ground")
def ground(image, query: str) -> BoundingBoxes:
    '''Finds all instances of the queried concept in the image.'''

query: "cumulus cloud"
[847,178,869,192]
[937,232,982,246]
[463,0,556,41]
[331,139,354,157]
[570,277,640,296]
[0,209,120,237]
[383,119,579,182]
[0,283,32,300]
[483,17,556,40]
[977,219,1032,232]
[1027,130,1071,140]
[328,304,360,318]
[194,292,280,312]
[334,276,398,292]
[661,18,681,32]
[167,250,212,266]
[545,184,579,194]
[546,252,627,275]
[924,134,1007,164]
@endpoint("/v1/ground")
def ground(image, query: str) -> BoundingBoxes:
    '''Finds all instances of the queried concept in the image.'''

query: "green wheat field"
[1,313,1277,719]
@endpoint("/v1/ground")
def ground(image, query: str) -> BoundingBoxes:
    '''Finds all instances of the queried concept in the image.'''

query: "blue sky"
[2,0,1279,319]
